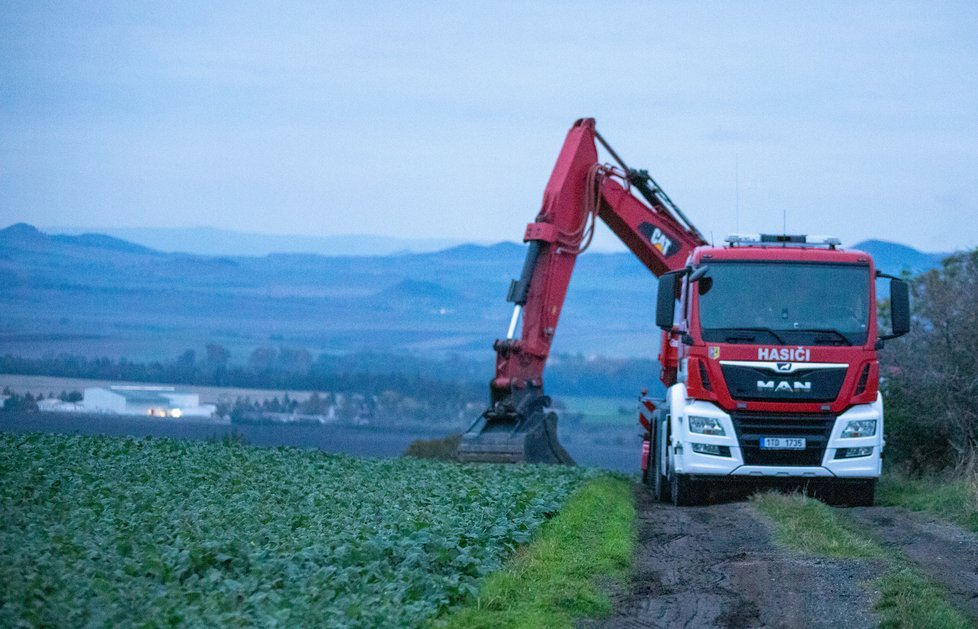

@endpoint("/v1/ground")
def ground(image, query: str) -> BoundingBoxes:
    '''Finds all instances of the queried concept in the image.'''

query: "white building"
[37,398,85,413]
[82,386,216,418]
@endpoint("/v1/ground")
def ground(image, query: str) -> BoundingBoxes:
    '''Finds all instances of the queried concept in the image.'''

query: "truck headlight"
[835,447,874,459]
[841,419,877,438]
[691,443,731,457]
[688,416,725,436]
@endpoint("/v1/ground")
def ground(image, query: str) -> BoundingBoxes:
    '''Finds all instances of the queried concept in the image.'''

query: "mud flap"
[456,410,575,465]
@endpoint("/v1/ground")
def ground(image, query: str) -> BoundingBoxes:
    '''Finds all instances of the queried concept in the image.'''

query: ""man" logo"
[757,380,812,393]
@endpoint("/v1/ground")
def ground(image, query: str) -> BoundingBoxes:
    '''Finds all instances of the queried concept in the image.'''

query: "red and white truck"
[457,118,910,506]
[646,233,909,505]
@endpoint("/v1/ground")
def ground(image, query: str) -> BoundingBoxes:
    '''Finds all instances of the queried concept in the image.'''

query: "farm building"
[83,386,215,418]
[37,398,85,412]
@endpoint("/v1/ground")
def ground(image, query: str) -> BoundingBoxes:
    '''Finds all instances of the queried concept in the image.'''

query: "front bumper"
[671,396,884,479]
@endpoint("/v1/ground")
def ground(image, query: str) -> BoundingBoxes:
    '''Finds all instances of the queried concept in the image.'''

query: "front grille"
[730,412,835,466]
[720,364,846,402]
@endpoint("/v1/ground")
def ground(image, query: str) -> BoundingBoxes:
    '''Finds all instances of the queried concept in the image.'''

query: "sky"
[1,2,976,253]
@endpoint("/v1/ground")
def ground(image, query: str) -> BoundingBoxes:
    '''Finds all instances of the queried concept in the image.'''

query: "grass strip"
[436,474,635,629]
[877,473,978,534]
[752,491,971,628]
[876,566,972,629]
[752,491,882,558]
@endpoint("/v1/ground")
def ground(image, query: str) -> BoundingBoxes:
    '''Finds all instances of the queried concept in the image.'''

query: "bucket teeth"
[455,410,574,465]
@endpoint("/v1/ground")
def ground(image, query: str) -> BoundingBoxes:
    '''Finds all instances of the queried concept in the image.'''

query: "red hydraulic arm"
[493,118,706,398]
[457,118,706,464]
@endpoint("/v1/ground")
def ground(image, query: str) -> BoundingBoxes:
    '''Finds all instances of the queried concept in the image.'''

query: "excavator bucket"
[456,392,574,465]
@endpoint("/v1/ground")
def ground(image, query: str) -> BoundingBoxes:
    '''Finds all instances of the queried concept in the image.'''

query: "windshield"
[697,262,870,346]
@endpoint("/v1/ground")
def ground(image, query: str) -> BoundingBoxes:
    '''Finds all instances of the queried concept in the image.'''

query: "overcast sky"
[2,2,976,252]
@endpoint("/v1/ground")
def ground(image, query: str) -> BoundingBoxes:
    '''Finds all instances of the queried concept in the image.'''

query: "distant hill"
[0,224,952,366]
[2,223,152,254]
[852,239,947,276]
[46,225,465,257]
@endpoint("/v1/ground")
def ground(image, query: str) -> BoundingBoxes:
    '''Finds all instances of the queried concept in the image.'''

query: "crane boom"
[457,118,706,464]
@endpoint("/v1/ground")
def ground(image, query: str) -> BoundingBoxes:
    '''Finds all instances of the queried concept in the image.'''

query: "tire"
[641,433,654,486]
[654,462,671,502]
[652,415,671,502]
[671,473,707,506]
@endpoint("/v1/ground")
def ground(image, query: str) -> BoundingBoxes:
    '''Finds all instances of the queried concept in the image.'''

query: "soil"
[581,487,885,628]
[848,506,978,620]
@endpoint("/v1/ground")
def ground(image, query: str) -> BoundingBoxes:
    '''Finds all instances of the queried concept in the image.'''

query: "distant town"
[0,379,484,428]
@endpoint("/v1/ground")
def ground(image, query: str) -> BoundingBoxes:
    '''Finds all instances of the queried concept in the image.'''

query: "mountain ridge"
[13,224,951,272]
[0,223,955,364]
[43,225,467,257]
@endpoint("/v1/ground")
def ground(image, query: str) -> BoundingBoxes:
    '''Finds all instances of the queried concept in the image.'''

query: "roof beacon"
[724,233,841,249]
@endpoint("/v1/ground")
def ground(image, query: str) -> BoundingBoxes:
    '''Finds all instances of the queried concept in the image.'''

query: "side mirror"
[688,264,709,282]
[656,273,679,330]
[886,279,910,339]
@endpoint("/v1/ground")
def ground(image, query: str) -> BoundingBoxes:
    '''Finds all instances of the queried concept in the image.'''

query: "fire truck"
[457,118,910,506]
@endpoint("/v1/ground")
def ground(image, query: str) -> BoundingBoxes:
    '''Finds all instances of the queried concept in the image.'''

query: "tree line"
[882,247,978,476]
[1,388,83,413]
[0,349,483,404]
[0,348,665,401]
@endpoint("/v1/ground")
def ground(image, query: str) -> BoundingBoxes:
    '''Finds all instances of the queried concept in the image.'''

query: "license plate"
[760,437,806,450]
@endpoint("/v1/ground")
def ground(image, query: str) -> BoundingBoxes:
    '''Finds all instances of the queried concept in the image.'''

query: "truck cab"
[648,234,911,505]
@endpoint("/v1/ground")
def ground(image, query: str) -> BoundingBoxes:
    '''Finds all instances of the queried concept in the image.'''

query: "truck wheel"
[653,416,671,502]
[641,434,654,486]
[671,473,706,506]
[654,465,670,502]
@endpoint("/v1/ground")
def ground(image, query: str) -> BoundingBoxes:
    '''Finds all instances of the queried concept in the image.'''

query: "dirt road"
[583,488,978,628]
[849,506,978,620]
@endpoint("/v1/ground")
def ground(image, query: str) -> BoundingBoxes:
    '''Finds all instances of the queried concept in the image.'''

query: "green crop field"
[557,395,635,425]
[0,433,596,627]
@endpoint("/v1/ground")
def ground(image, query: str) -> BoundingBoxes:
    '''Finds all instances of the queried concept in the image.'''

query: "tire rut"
[847,506,978,622]
[581,487,882,628]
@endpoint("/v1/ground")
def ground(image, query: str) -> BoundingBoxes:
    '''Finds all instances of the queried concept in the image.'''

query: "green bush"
[882,248,978,474]
[404,433,463,461]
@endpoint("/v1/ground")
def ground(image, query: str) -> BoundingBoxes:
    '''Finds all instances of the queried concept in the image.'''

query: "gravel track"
[582,488,883,628]
[848,506,978,621]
